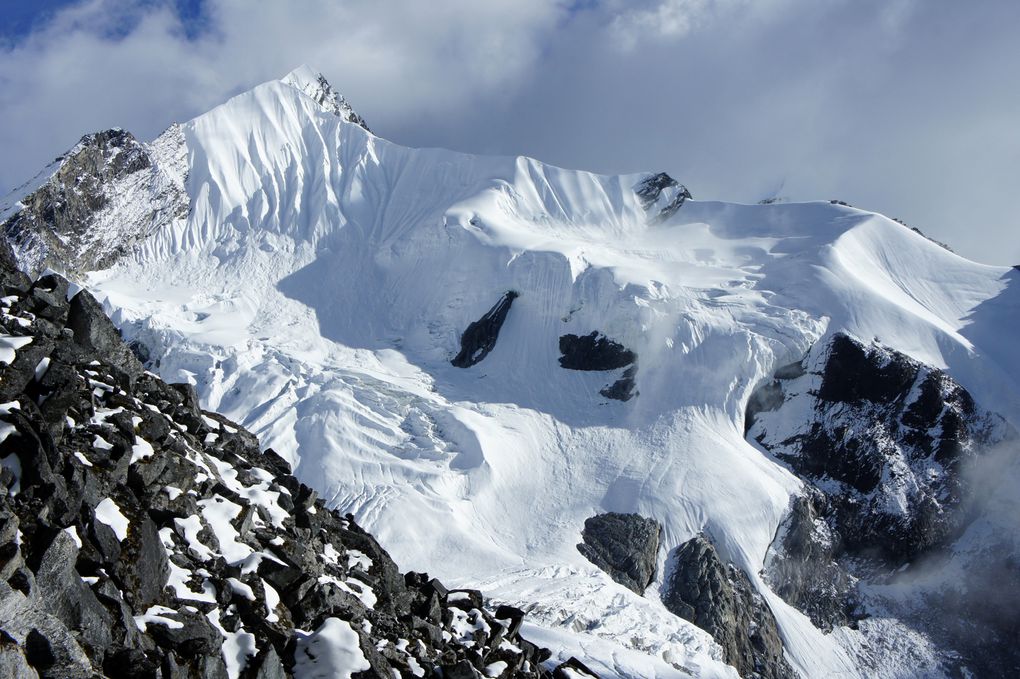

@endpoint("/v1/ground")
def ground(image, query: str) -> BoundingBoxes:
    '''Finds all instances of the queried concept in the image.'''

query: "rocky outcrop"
[282,67,371,132]
[895,221,954,253]
[576,513,660,595]
[451,291,518,368]
[749,332,1017,647]
[597,366,637,402]
[558,333,635,371]
[632,173,692,223]
[0,262,582,678]
[302,72,371,132]
[748,333,1012,564]
[558,332,638,401]
[2,125,188,278]
[551,657,600,678]
[661,536,793,679]
[761,490,860,631]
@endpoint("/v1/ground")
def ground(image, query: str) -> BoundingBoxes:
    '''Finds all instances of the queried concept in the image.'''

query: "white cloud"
[608,0,714,50]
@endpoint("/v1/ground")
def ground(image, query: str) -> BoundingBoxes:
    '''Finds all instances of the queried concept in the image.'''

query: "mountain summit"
[2,67,1019,678]
[280,65,371,131]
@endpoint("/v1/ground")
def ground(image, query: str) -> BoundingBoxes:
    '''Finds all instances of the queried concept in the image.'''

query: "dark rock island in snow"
[632,173,692,223]
[451,291,518,368]
[576,513,660,595]
[558,332,638,401]
[748,333,1011,564]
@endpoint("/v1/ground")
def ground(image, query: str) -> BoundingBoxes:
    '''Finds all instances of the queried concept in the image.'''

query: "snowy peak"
[280,64,370,131]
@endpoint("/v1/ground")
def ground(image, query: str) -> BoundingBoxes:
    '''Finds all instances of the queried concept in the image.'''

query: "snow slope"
[8,66,1019,677]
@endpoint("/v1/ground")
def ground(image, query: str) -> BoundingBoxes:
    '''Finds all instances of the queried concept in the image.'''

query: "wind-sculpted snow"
[3,66,1019,678]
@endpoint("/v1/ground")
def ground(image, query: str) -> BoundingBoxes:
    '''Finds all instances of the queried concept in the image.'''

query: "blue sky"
[1,0,1018,265]
[1,0,207,41]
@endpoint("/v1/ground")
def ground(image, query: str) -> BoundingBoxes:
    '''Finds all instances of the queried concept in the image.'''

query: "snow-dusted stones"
[451,291,518,368]
[576,513,661,595]
[0,257,562,678]
[662,535,793,679]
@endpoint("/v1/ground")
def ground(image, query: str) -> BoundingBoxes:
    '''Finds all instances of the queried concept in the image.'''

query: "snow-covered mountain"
[3,65,1018,678]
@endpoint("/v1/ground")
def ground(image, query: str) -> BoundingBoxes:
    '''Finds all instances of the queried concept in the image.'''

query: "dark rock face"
[558,332,638,401]
[0,261,565,677]
[65,289,144,387]
[632,173,692,223]
[558,333,635,371]
[662,536,794,679]
[761,490,859,631]
[750,332,1017,653]
[451,291,518,368]
[576,513,660,595]
[2,126,188,277]
[748,333,1012,564]
[598,366,638,402]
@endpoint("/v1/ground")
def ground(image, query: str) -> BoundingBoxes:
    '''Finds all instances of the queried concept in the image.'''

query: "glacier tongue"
[5,67,1020,678]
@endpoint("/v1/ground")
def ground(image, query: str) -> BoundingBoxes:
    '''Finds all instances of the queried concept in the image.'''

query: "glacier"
[3,64,1018,678]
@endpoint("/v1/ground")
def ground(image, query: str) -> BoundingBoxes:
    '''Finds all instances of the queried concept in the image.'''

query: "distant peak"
[280,65,370,132]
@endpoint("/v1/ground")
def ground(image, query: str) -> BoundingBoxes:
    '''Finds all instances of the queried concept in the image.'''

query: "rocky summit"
[0,243,589,678]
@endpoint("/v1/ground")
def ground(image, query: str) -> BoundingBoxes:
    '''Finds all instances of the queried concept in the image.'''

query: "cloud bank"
[1,0,1017,265]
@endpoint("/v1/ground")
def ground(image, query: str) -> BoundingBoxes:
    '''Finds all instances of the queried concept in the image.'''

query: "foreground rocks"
[576,513,660,595]
[661,536,793,679]
[0,254,588,677]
